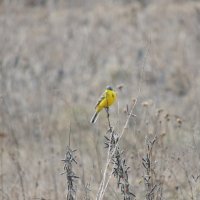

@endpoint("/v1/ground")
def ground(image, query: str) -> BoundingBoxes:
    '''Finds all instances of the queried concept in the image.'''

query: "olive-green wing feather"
[95,91,106,109]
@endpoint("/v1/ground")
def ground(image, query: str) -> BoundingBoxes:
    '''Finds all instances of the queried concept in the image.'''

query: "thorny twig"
[103,109,135,200]
[61,146,79,200]
[97,100,136,200]
[106,130,135,199]
[142,137,157,200]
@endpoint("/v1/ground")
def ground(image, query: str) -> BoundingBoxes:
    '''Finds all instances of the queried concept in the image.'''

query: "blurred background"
[0,0,200,199]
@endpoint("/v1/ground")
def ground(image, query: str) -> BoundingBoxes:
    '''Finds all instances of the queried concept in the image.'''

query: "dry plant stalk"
[97,108,135,200]
[105,128,135,200]
[142,136,157,200]
[61,146,79,200]
[9,153,26,200]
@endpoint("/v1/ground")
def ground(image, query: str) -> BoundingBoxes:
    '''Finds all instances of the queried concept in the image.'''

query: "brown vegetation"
[0,0,200,199]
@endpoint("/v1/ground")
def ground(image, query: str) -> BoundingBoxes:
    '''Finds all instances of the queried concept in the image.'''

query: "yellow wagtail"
[90,86,117,124]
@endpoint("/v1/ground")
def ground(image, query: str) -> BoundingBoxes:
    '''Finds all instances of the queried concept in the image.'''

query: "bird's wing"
[95,91,106,108]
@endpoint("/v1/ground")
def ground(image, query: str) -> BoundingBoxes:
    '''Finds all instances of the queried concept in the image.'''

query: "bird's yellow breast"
[96,89,117,112]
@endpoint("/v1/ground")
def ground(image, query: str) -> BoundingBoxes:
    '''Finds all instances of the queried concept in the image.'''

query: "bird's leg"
[105,107,112,132]
[105,107,109,117]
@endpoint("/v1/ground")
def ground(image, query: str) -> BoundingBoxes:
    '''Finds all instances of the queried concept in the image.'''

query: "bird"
[90,86,117,124]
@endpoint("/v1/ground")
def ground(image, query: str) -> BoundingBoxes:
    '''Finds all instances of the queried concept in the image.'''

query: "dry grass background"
[0,0,200,199]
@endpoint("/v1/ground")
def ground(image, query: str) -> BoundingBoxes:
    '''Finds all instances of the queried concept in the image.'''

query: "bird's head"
[106,86,113,91]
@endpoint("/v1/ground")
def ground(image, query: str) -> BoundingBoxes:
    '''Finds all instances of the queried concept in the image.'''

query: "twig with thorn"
[98,108,135,200]
[142,136,157,200]
[61,146,79,200]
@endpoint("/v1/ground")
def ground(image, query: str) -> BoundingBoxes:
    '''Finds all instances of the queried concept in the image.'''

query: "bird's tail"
[90,111,99,124]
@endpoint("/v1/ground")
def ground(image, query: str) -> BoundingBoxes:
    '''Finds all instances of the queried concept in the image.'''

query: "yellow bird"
[90,86,117,124]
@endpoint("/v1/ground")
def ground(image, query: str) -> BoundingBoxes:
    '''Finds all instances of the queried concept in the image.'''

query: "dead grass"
[0,0,200,199]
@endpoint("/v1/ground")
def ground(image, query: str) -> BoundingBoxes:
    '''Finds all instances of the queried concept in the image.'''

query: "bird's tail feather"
[90,111,99,124]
